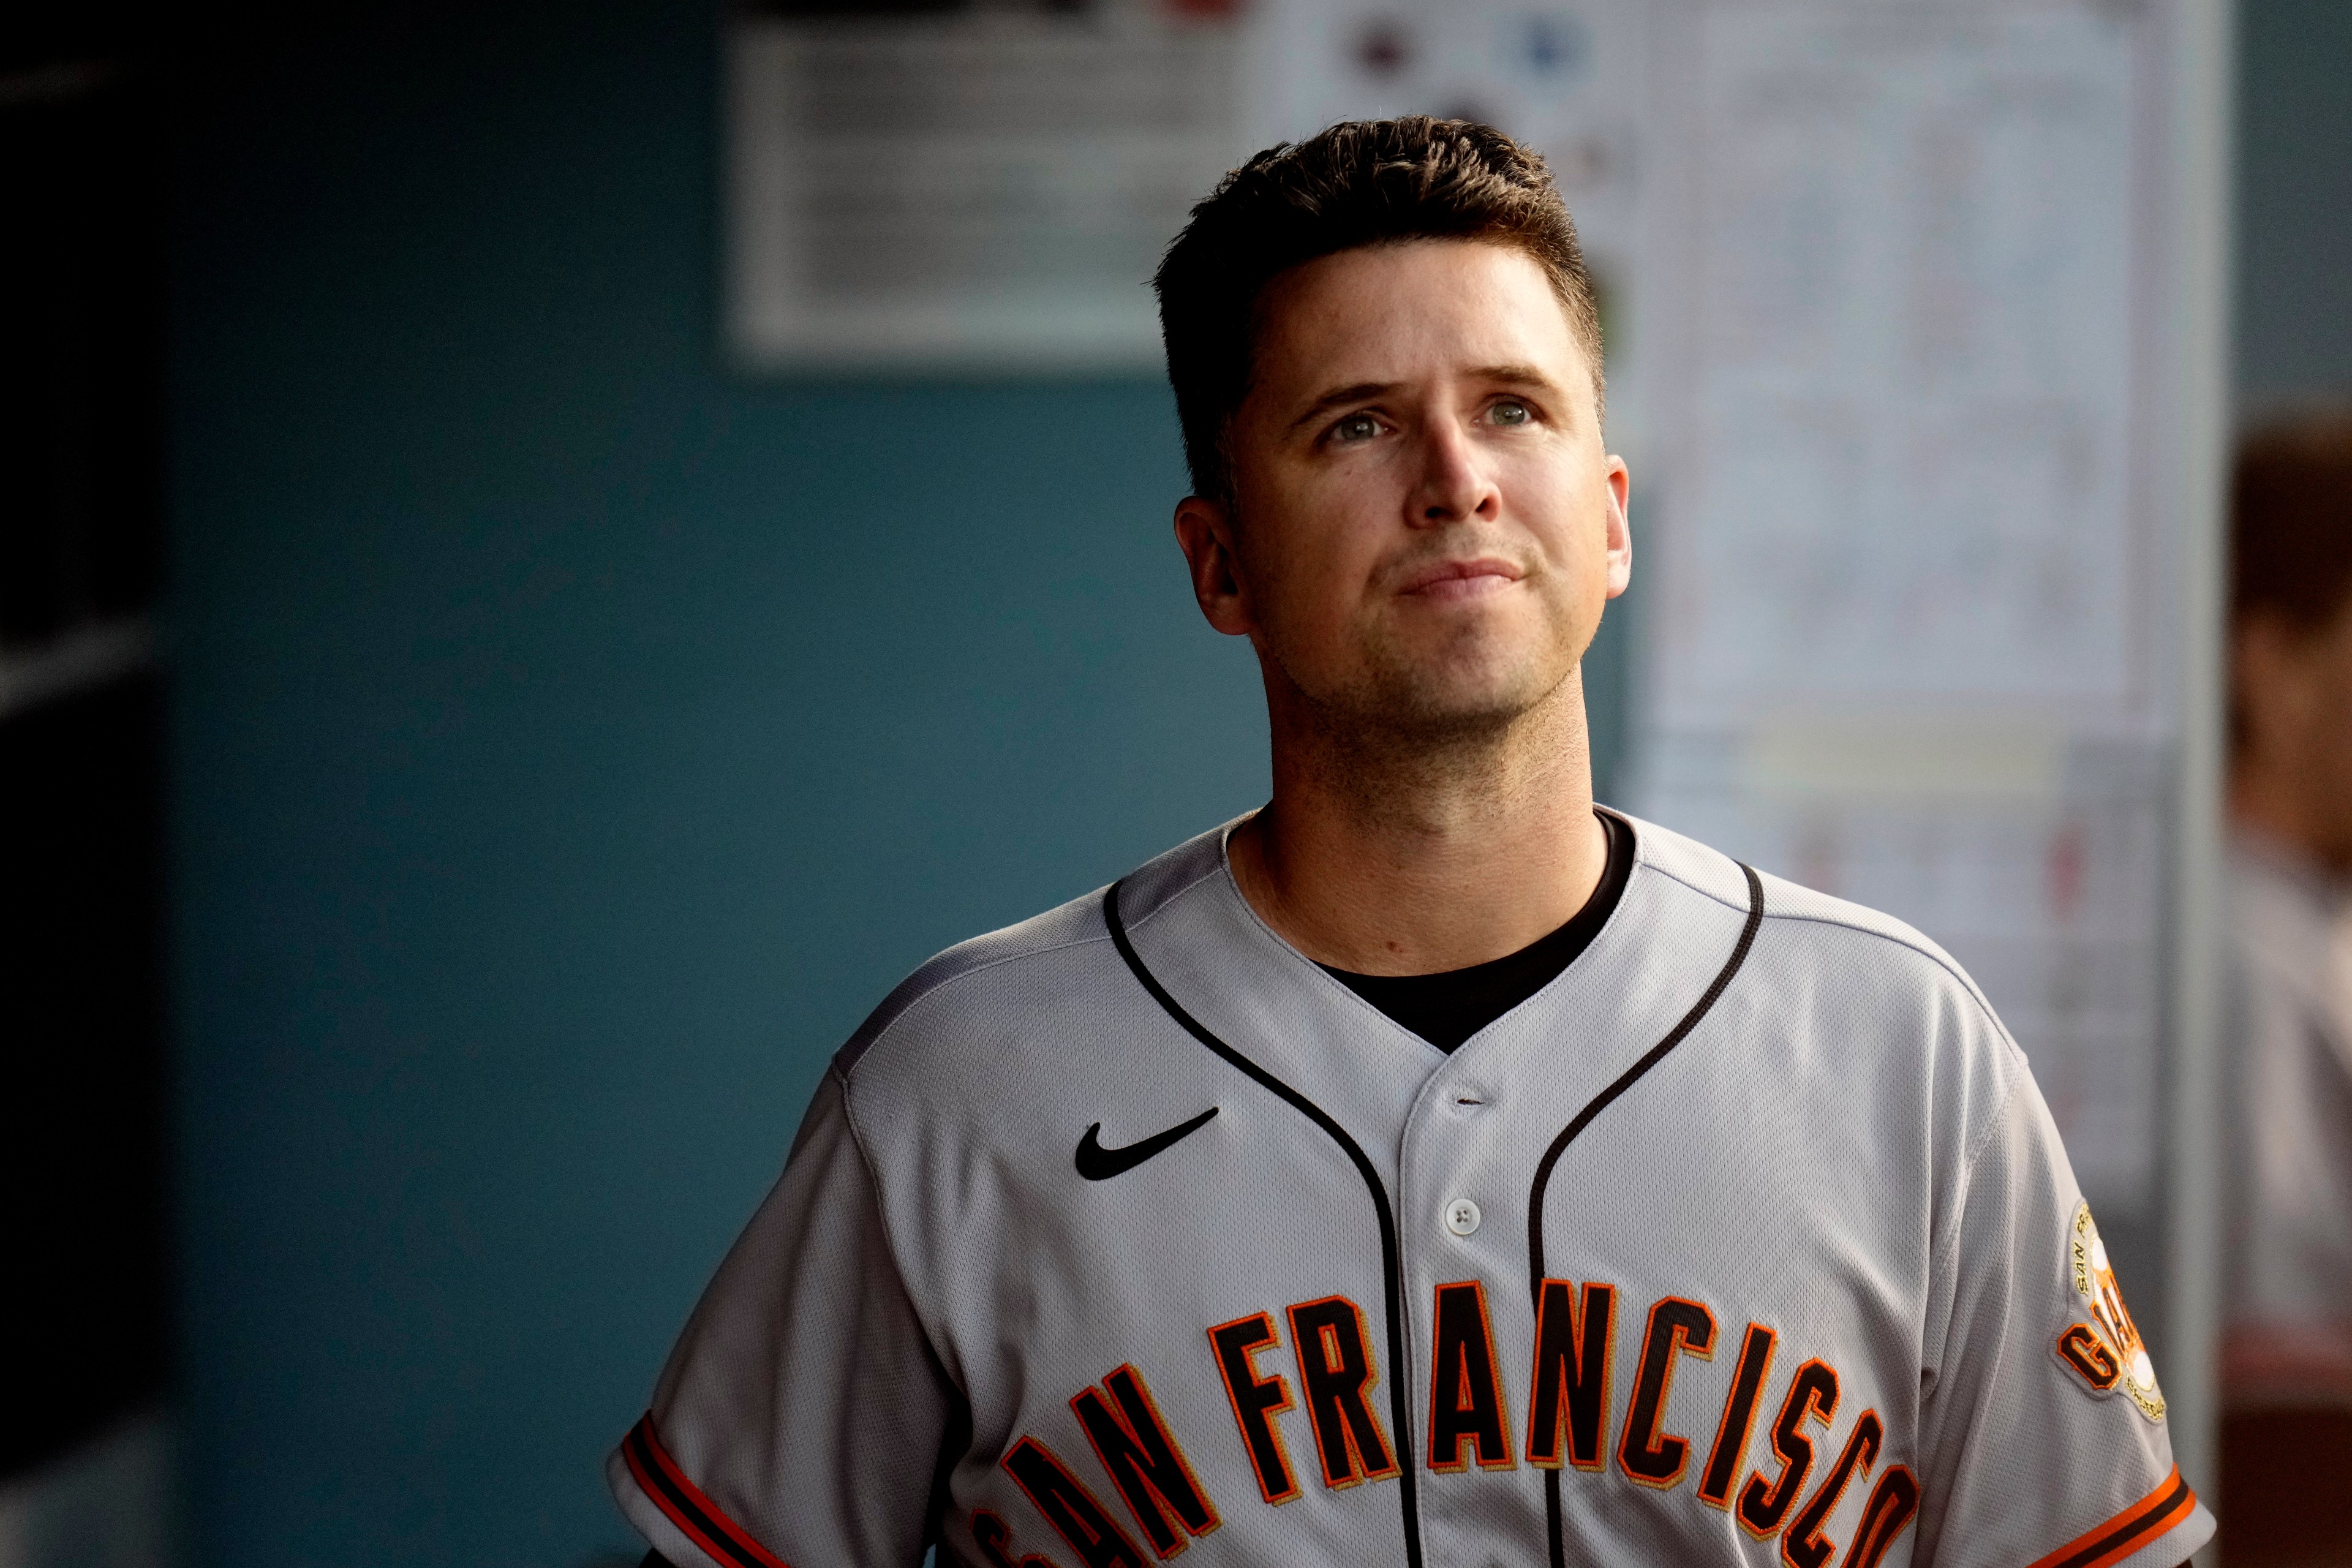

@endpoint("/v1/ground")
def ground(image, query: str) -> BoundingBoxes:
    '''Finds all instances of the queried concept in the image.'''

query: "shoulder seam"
[1756,902,2035,1171]
[1923,1065,2031,1406]
[838,849,1229,1088]
[1757,908,2014,1038]
[837,924,1117,1090]
[1659,854,2018,1046]
[1121,850,1231,938]
[830,1059,966,1394]
[1638,857,1754,918]
[1956,1067,2027,1194]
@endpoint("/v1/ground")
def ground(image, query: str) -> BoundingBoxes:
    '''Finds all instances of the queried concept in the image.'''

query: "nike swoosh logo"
[1074,1106,1220,1182]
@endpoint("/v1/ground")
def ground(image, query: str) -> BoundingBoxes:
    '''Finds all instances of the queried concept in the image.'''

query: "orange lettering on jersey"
[1526,1279,1615,1471]
[1069,1365,1220,1558]
[1206,1313,1300,1505]
[1426,1281,1515,1472]
[1286,1295,1400,1489]
[1738,1359,1839,1539]
[1617,1295,1717,1490]
[1697,1323,1777,1509]
[2056,1323,2122,1392]
[1002,1437,1150,1568]
[2068,1202,2165,1420]
[971,1507,1064,1568]
[1844,1464,1922,1568]
[1780,1409,1882,1568]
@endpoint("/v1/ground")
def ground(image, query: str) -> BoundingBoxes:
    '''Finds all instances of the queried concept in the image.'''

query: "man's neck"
[1228,672,1609,976]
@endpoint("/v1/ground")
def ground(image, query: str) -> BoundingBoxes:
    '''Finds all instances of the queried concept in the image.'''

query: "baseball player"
[611,119,2211,1568]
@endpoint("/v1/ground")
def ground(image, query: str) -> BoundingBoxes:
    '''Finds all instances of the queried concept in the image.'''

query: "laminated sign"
[725,0,1247,372]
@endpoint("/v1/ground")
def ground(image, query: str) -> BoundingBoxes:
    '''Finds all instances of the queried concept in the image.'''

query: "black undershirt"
[1317,811,1632,1052]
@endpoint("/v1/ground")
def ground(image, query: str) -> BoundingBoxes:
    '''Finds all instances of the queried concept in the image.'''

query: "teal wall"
[2236,0,2352,410]
[167,7,1635,1566]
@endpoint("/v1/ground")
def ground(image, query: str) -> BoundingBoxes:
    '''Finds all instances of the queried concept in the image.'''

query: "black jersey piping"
[622,1416,781,1568]
[1103,879,1426,1568]
[2038,1468,2194,1568]
[1526,861,1764,1568]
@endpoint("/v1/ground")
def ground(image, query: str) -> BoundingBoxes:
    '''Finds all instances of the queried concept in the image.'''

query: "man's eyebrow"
[1469,363,1565,391]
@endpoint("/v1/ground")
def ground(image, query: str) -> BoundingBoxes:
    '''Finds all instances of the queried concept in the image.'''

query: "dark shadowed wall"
[2236,0,2352,412]
[165,6,1635,1566]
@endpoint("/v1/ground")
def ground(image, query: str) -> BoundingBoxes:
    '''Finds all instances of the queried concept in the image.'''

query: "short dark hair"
[1152,117,1604,503]
[2232,409,2352,633]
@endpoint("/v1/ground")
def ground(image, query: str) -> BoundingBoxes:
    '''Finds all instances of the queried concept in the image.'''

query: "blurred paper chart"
[1651,0,2150,722]
[1631,0,2188,1216]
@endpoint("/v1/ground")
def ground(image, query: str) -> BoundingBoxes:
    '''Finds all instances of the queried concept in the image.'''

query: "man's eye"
[1332,413,1380,443]
[1490,400,1533,426]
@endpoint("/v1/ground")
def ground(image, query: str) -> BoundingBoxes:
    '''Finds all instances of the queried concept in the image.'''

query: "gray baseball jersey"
[609,812,2212,1568]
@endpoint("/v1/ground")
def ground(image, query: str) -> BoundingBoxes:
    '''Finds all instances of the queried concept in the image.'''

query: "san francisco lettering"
[982,1281,1923,1568]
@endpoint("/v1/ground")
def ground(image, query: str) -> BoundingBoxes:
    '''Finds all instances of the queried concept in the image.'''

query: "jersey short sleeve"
[1913,1061,2214,1568]
[605,1066,956,1568]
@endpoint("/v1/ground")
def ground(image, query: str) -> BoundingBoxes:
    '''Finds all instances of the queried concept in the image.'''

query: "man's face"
[1176,239,1630,738]
[2235,598,2352,870]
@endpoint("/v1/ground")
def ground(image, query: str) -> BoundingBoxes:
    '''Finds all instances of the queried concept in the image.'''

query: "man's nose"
[1410,419,1501,526]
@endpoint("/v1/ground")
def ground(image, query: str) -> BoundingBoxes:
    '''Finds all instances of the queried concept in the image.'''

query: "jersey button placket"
[1441,1088,1489,1238]
[1401,1068,1498,1548]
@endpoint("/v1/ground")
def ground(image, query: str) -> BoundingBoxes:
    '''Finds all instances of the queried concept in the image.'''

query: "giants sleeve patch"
[2052,1201,2165,1422]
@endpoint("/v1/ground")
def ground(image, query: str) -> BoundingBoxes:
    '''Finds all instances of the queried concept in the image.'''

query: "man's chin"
[1352,620,1582,717]
[1351,666,1563,737]
[1271,633,1577,741]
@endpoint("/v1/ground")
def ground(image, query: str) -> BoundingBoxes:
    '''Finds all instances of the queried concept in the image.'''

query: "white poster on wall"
[1632,0,2184,1216]
[725,1,1249,372]
[1649,0,2149,724]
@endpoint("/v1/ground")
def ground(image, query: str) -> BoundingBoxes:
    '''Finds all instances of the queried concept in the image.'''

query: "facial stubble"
[1257,552,1594,818]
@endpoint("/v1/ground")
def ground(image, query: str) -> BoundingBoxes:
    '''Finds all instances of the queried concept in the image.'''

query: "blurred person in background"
[2221,409,2352,1564]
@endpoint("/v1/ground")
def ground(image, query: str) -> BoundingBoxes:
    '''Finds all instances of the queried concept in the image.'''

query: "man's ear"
[1174,494,1256,637]
[1602,454,1633,601]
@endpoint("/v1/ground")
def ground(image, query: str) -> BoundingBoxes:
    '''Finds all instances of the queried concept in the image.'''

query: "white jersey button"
[1445,1198,1482,1236]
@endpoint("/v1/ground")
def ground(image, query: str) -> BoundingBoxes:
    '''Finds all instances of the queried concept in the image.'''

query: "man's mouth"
[1396,557,1525,600]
